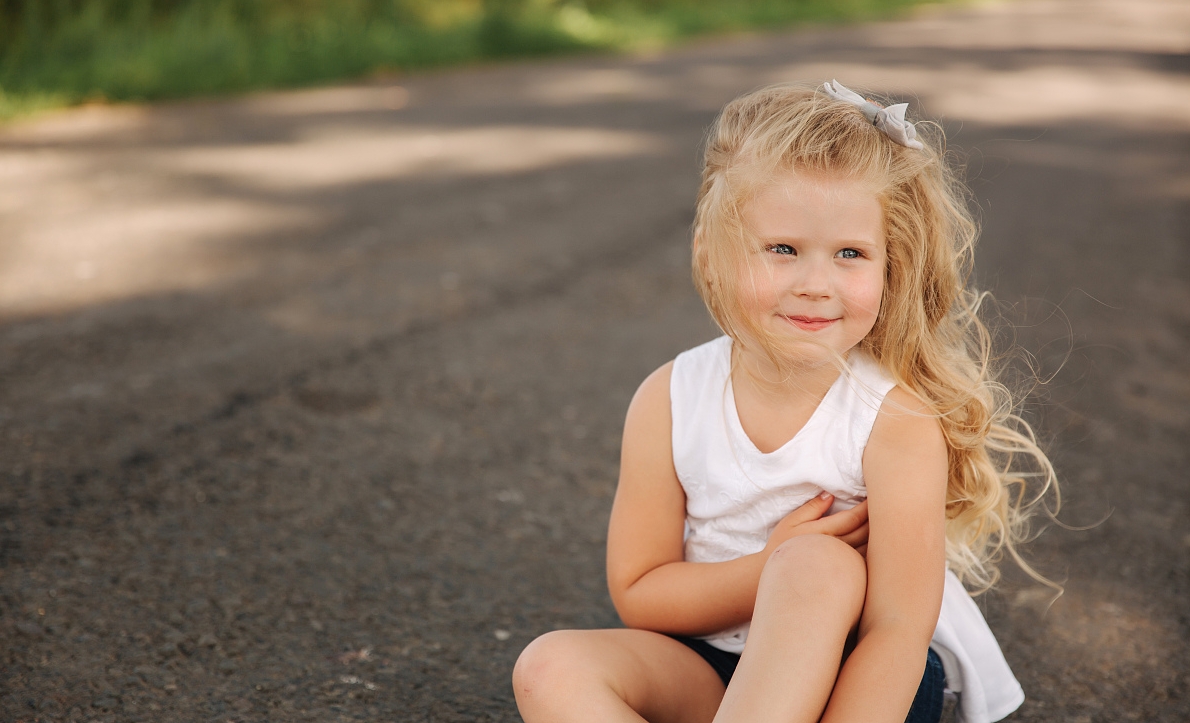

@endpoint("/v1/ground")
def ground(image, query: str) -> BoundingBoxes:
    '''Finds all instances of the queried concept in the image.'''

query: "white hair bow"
[822,79,923,150]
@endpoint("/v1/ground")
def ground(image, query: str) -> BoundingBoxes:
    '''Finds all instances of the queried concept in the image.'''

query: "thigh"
[515,628,727,723]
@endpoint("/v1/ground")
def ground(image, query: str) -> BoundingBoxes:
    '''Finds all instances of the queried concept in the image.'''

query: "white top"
[670,336,1025,723]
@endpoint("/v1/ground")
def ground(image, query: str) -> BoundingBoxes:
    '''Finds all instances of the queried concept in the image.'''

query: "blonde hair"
[693,83,1059,593]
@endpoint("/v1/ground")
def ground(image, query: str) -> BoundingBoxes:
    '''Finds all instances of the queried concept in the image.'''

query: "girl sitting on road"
[512,81,1058,723]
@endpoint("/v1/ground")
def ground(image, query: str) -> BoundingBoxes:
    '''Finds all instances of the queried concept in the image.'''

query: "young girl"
[513,81,1056,723]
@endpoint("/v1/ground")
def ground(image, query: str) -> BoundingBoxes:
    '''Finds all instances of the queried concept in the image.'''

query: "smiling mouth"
[782,315,839,331]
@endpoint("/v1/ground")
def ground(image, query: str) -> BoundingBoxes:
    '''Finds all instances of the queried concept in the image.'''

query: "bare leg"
[713,534,867,723]
[514,628,726,723]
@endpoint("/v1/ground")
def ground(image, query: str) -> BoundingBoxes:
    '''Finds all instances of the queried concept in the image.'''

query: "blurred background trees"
[0,0,936,118]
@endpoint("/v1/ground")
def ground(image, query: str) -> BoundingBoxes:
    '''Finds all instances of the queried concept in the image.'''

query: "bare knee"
[761,534,867,609]
[513,631,577,697]
[513,630,600,713]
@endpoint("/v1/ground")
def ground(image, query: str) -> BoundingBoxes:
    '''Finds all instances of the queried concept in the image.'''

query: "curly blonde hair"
[693,83,1059,593]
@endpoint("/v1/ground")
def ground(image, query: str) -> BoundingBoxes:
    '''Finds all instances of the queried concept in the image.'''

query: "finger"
[780,491,833,525]
[823,500,869,532]
[842,499,869,524]
[814,507,866,536]
[838,522,869,547]
[838,520,869,542]
[855,544,867,558]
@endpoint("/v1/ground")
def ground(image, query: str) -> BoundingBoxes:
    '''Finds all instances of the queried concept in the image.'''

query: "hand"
[763,493,870,558]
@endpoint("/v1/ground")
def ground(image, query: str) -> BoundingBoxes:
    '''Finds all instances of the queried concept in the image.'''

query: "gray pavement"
[1,0,1188,720]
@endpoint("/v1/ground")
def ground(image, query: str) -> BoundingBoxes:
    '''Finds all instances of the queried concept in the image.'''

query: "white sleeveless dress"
[670,336,1025,723]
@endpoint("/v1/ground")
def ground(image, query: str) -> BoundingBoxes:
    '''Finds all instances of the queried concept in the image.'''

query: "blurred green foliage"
[0,0,942,120]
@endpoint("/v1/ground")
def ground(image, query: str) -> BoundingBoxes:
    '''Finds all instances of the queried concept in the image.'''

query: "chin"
[769,338,847,369]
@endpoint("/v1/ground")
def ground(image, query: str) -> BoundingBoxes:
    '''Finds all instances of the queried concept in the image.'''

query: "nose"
[792,257,831,299]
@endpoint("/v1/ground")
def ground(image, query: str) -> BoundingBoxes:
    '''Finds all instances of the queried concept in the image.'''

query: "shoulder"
[628,361,674,416]
[869,385,947,451]
[675,335,731,366]
[671,336,731,390]
[864,386,948,485]
[634,336,730,408]
[627,336,731,427]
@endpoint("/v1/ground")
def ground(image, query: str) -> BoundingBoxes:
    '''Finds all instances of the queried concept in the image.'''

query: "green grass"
[0,0,948,122]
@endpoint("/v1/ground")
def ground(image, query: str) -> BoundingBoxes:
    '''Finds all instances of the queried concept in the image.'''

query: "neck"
[732,342,846,404]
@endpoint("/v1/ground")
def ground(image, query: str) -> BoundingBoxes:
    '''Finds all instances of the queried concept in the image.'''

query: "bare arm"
[820,386,948,723]
[606,363,870,636]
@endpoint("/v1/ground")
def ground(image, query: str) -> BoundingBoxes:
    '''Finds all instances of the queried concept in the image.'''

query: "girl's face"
[736,170,886,367]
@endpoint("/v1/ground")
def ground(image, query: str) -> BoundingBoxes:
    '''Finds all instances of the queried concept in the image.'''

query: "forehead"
[744,170,884,245]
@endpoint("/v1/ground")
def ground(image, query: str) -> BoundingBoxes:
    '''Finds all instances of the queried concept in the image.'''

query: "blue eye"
[768,244,795,255]
[838,248,861,259]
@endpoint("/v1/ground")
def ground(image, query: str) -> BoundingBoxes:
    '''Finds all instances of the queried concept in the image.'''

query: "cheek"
[843,271,885,319]
[737,263,781,308]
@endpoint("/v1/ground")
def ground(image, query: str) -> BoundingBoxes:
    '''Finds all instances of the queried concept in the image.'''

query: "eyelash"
[764,244,864,259]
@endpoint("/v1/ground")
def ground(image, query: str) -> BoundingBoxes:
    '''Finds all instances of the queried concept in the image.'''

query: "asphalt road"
[1,0,1188,721]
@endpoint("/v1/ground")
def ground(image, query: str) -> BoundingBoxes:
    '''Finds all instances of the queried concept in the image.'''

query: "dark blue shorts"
[668,635,946,723]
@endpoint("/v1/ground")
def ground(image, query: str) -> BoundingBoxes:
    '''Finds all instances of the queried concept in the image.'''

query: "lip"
[781,315,840,332]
